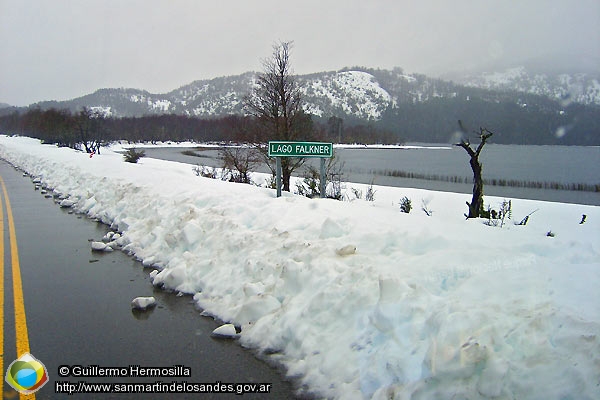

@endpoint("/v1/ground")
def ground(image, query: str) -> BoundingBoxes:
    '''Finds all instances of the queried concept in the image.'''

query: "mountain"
[25,66,599,121]
[454,66,600,106]
[3,66,599,145]
[0,102,11,109]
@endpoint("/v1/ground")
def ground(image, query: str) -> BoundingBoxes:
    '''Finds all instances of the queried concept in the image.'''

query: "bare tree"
[220,146,261,184]
[244,41,312,191]
[74,107,105,154]
[455,121,494,218]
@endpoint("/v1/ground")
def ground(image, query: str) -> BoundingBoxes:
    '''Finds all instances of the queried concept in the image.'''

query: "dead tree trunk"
[455,124,493,218]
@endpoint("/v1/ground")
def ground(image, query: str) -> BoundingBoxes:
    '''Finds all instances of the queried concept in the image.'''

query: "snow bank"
[1,136,598,399]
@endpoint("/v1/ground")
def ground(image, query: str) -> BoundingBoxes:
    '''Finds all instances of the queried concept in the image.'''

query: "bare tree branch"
[243,41,312,192]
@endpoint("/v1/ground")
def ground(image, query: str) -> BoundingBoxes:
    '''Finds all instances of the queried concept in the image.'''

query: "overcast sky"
[1,0,598,106]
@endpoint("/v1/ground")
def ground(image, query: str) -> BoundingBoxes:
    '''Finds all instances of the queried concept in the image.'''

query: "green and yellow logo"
[5,353,48,394]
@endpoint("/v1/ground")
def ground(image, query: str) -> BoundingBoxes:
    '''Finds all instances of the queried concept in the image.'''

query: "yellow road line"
[0,176,31,357]
[0,175,35,399]
[0,176,4,399]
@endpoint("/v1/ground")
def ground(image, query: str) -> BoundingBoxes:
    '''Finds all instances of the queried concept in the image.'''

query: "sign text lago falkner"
[268,141,333,158]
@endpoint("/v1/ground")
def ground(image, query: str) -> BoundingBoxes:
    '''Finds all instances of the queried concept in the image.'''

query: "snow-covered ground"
[1,135,598,399]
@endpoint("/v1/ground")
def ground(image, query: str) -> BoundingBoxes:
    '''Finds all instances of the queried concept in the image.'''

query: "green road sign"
[268,141,333,158]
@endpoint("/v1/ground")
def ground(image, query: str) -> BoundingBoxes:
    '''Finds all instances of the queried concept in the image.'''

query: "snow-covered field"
[0,135,598,399]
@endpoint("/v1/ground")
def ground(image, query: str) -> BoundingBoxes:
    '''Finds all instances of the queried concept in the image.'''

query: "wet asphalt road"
[0,160,306,399]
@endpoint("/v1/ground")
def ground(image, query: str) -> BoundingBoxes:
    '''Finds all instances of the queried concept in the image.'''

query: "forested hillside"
[1,67,598,145]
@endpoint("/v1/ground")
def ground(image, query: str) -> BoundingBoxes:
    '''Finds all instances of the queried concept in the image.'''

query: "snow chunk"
[102,231,121,242]
[59,199,75,208]
[335,244,356,256]
[150,267,190,292]
[131,296,157,310]
[211,323,238,339]
[90,241,113,252]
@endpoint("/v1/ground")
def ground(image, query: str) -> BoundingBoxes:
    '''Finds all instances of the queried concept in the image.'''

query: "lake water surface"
[142,144,600,206]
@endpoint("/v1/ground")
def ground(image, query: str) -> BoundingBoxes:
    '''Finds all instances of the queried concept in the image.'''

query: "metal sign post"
[320,158,326,197]
[276,156,282,197]
[268,141,333,198]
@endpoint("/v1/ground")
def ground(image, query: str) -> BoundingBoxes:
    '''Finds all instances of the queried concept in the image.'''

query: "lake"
[141,144,600,206]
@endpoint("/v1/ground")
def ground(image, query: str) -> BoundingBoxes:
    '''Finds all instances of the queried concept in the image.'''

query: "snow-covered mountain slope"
[299,70,395,120]
[458,66,600,106]
[165,72,255,116]
[28,67,600,120]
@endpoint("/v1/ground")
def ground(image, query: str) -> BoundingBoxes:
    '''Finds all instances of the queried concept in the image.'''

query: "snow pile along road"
[0,136,598,399]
